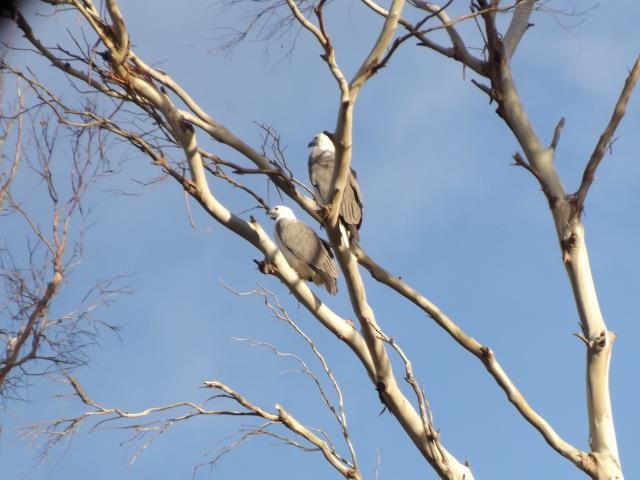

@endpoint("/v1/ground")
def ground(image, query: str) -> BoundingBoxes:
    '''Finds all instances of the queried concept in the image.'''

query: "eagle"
[308,131,363,244]
[268,205,338,295]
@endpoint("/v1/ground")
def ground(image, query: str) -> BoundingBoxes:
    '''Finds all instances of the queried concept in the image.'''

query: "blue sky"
[2,1,639,479]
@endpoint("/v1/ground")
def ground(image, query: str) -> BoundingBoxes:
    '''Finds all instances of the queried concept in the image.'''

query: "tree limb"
[353,244,589,467]
[572,55,640,217]
[502,0,534,59]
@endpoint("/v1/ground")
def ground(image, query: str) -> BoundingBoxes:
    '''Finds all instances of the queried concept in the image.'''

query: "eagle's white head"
[267,205,297,221]
[307,132,335,153]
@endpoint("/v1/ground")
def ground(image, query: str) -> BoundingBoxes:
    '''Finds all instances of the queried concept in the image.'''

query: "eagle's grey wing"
[309,148,363,242]
[308,149,335,203]
[319,237,334,259]
[276,219,338,294]
[339,167,363,240]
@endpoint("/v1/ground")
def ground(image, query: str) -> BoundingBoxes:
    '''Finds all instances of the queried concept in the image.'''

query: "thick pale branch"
[329,230,473,479]
[328,0,406,230]
[502,0,534,59]
[350,0,406,92]
[585,332,619,458]
[104,0,129,65]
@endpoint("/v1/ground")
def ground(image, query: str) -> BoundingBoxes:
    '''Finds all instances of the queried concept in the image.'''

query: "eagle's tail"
[339,222,350,248]
[339,221,359,248]
[324,276,338,295]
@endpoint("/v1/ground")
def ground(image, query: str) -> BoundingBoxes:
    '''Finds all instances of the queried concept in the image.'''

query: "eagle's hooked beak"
[307,138,317,148]
[267,208,277,219]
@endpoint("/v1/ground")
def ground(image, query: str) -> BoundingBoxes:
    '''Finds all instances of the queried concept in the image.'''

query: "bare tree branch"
[0,82,24,208]
[353,244,588,467]
[572,55,640,217]
[0,102,124,399]
[223,283,359,468]
[549,117,566,151]
[34,371,363,478]
[503,0,534,59]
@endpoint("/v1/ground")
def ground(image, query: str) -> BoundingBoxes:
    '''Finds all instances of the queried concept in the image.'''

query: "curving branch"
[328,0,406,229]
[353,245,588,466]
[30,374,362,479]
[207,379,361,479]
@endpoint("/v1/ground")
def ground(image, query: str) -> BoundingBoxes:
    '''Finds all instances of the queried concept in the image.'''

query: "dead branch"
[571,55,640,218]
[362,0,487,75]
[223,283,359,468]
[0,81,24,208]
[0,103,124,399]
[30,373,363,479]
[352,244,589,468]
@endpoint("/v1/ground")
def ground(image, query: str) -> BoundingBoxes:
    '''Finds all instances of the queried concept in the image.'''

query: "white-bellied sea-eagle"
[268,205,338,295]
[307,131,363,243]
